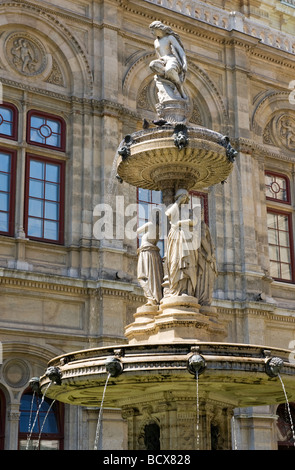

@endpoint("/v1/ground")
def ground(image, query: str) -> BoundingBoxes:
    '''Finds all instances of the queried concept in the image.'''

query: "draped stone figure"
[149,21,187,100]
[195,219,217,306]
[165,189,200,297]
[137,221,164,305]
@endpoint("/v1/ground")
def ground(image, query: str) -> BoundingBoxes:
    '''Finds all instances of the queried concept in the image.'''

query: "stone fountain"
[39,21,295,450]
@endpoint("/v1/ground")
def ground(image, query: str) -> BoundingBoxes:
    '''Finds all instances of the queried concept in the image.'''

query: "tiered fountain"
[38,21,295,450]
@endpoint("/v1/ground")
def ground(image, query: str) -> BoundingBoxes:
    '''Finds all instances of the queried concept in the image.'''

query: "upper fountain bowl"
[116,125,236,192]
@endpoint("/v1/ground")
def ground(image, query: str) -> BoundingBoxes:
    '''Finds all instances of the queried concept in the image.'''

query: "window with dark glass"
[267,210,294,282]
[0,102,18,140]
[0,149,16,236]
[137,188,164,256]
[27,110,65,151]
[265,172,294,283]
[19,391,63,450]
[24,155,65,244]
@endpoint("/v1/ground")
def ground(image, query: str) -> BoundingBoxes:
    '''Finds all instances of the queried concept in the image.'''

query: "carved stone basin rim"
[116,126,235,192]
[39,342,295,408]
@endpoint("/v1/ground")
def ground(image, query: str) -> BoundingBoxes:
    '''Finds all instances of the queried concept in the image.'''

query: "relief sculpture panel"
[5,32,48,76]
[263,112,295,152]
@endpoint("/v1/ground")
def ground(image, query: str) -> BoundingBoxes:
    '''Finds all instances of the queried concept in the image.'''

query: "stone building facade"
[0,0,294,450]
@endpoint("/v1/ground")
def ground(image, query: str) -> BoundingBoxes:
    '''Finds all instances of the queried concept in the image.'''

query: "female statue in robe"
[137,220,163,305]
[195,219,217,306]
[165,189,199,297]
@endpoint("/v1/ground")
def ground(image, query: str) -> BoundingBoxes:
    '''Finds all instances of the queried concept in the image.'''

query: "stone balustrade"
[144,0,295,55]
[281,0,295,7]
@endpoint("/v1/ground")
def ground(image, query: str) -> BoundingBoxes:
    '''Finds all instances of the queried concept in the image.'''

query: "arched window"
[27,110,66,151]
[265,171,295,283]
[18,391,64,450]
[0,102,18,141]
[0,389,6,450]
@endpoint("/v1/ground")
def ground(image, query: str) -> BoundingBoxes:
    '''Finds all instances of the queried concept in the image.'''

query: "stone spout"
[105,356,124,377]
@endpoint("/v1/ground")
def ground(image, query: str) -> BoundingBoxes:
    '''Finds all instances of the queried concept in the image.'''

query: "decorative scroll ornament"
[5,33,47,76]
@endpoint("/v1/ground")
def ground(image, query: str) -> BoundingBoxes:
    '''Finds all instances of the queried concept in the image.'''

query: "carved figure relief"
[5,33,47,76]
[264,113,295,151]
[277,115,295,151]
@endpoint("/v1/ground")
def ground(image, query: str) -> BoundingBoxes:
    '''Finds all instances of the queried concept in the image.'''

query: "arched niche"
[251,90,295,146]
[123,53,228,133]
[138,415,161,451]
[0,4,93,97]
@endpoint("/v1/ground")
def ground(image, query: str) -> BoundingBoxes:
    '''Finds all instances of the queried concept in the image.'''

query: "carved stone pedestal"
[151,296,210,343]
[125,296,226,344]
[154,77,189,124]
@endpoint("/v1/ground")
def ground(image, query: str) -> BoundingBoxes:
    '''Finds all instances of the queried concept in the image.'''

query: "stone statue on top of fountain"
[149,21,189,123]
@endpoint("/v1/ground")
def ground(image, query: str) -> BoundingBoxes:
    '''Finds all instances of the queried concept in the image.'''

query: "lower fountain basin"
[40,342,295,409]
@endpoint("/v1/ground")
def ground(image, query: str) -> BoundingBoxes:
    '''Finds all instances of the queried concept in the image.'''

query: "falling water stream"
[26,382,52,450]
[94,372,111,450]
[278,374,295,447]
[27,391,36,446]
[35,399,56,450]
[196,371,200,450]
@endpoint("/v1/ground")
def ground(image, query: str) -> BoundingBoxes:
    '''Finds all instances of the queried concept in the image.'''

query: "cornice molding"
[216,299,295,324]
[0,268,143,301]
[232,136,295,163]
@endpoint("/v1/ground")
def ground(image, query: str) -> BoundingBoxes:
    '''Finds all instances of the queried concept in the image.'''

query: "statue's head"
[175,188,189,203]
[149,21,165,31]
[149,21,173,37]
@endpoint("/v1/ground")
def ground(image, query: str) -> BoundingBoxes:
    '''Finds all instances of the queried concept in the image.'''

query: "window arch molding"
[265,170,295,284]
